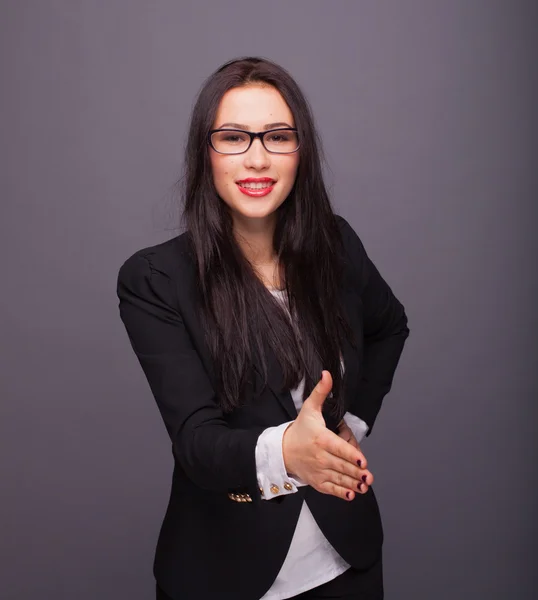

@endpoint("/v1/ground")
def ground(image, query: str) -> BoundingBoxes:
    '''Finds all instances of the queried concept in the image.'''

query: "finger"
[303,370,333,413]
[337,428,353,444]
[322,469,364,494]
[346,435,359,449]
[323,454,374,486]
[338,430,358,449]
[320,430,367,469]
[354,442,367,467]
[314,447,364,481]
[322,469,371,495]
[317,481,356,501]
[357,482,369,494]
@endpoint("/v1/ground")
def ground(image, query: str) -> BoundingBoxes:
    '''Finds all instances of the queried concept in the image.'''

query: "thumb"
[304,370,333,413]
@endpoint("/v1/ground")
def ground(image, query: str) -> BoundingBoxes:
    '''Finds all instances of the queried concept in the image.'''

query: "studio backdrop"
[1,1,537,599]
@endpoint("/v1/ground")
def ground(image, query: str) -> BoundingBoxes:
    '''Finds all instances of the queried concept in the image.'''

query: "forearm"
[176,423,266,493]
[336,215,410,435]
[350,318,409,434]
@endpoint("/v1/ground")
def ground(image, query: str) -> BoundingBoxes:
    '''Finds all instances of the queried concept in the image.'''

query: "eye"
[212,130,250,145]
[267,133,291,143]
[222,134,243,143]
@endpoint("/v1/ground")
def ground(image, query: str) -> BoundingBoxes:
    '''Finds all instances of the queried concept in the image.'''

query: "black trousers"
[156,553,383,600]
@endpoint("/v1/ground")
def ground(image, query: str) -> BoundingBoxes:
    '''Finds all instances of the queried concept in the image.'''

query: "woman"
[117,57,409,600]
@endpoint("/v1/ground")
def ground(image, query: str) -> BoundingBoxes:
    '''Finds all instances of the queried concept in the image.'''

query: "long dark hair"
[181,56,354,415]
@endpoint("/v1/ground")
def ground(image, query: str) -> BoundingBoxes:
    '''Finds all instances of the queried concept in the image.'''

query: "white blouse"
[255,288,369,600]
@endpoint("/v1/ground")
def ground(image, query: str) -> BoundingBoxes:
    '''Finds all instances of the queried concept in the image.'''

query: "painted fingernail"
[346,491,351,499]
[357,482,363,491]
[357,459,362,467]
[362,474,367,483]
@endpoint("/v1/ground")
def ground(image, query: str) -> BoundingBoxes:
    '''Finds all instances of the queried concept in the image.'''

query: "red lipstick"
[236,177,275,183]
[236,177,276,197]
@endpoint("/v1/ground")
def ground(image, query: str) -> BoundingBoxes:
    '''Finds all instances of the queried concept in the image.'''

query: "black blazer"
[117,215,409,600]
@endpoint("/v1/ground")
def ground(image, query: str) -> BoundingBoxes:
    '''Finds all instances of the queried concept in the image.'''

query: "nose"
[243,137,271,170]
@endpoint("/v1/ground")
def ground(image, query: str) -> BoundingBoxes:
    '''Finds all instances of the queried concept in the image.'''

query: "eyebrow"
[216,122,294,131]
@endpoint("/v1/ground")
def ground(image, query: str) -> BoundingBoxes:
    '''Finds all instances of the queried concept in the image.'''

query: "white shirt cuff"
[343,412,369,443]
[255,421,307,499]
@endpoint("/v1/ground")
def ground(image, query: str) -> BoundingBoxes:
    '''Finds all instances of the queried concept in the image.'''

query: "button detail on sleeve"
[228,492,252,503]
[283,482,293,491]
[270,484,280,495]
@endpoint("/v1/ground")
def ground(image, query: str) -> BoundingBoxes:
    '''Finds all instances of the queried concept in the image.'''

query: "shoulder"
[118,231,192,278]
[334,214,365,252]
[117,231,194,299]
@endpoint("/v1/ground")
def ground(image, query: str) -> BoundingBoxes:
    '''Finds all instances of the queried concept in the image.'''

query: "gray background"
[1,1,537,598]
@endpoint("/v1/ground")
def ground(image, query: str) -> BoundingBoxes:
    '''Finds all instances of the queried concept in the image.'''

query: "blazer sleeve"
[338,216,410,436]
[117,251,265,498]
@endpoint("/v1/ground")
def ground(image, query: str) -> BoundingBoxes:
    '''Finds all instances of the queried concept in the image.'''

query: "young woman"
[117,57,409,600]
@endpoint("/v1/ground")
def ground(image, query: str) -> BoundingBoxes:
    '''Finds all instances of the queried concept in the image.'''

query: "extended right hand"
[282,370,374,501]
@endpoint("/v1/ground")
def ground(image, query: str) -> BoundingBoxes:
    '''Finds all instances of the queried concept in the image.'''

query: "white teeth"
[238,181,274,189]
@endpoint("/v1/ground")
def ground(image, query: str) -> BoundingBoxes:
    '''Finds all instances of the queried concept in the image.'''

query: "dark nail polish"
[357,459,362,467]
[357,482,362,491]
[346,491,351,499]
[362,474,367,483]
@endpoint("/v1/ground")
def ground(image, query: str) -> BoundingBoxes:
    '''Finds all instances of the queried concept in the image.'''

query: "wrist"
[281,421,296,476]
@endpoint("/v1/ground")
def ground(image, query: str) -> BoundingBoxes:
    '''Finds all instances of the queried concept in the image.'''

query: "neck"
[232,213,277,265]
[232,213,283,289]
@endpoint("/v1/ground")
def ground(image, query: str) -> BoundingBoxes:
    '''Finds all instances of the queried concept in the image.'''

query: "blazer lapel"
[252,337,298,420]
[251,287,363,424]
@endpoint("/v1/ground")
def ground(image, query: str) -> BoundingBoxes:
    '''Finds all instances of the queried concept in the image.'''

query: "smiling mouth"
[236,180,276,189]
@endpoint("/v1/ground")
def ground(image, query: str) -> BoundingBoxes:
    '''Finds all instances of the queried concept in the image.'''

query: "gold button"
[283,482,293,491]
[259,487,265,497]
[270,484,280,494]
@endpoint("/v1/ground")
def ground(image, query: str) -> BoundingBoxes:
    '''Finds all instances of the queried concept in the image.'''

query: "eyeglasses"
[208,127,300,155]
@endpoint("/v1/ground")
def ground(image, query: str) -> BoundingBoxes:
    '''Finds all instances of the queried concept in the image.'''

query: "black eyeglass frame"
[208,127,300,155]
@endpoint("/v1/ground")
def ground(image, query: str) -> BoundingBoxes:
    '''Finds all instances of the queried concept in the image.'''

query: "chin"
[229,197,285,222]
